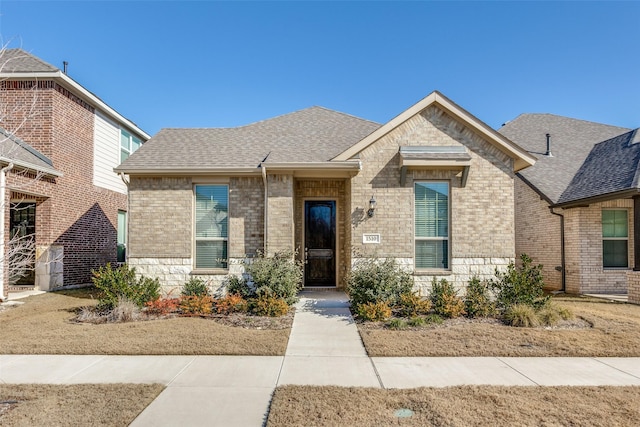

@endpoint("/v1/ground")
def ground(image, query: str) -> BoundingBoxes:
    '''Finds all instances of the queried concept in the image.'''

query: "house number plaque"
[363,233,381,244]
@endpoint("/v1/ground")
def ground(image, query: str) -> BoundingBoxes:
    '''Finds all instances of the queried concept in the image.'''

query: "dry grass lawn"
[267,385,640,427]
[0,383,163,426]
[359,296,640,356]
[0,289,290,355]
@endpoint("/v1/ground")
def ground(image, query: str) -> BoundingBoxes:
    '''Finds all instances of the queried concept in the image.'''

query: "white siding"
[94,111,126,193]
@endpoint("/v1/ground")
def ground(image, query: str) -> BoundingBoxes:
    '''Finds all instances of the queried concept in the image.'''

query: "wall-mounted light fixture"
[367,196,377,217]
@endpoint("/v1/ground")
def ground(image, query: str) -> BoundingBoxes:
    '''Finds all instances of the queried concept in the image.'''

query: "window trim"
[117,210,127,263]
[602,208,629,269]
[414,180,451,271]
[120,129,141,163]
[193,184,229,272]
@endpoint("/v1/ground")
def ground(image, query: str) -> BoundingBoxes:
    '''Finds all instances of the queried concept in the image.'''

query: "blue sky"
[0,1,638,136]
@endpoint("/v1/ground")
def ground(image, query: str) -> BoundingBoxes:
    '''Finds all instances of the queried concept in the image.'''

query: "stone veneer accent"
[627,271,640,305]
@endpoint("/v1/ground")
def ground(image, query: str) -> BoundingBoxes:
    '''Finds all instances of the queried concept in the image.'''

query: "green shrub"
[245,251,303,305]
[92,263,160,310]
[225,275,255,299]
[397,292,432,317]
[181,278,210,297]
[464,276,496,318]
[407,316,427,327]
[355,301,392,322]
[251,294,289,317]
[424,313,444,325]
[503,303,540,327]
[489,254,549,311]
[347,258,413,308]
[430,278,465,318]
[386,318,408,330]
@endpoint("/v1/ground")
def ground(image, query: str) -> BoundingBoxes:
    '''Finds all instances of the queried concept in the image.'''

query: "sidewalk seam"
[592,357,640,381]
[496,357,540,386]
[65,355,107,382]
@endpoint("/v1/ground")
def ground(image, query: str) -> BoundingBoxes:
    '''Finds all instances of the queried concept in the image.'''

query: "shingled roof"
[499,114,630,204]
[0,127,61,177]
[0,48,59,73]
[116,106,381,172]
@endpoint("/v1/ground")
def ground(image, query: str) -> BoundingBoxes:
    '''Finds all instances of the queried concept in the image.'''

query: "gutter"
[549,207,566,292]
[0,157,63,178]
[0,163,15,301]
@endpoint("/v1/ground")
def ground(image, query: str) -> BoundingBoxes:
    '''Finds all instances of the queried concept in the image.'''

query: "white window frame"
[120,129,141,163]
[194,184,229,270]
[602,208,629,269]
[414,181,450,270]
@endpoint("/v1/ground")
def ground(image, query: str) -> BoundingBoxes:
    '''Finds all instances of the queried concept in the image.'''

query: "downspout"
[119,173,130,263]
[0,163,15,300]
[261,165,268,254]
[549,207,566,292]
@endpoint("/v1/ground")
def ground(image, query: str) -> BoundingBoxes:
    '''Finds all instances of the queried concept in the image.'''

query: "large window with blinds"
[415,182,449,269]
[602,209,628,268]
[194,185,228,269]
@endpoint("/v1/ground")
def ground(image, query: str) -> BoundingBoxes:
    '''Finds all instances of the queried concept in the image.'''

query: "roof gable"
[332,91,536,172]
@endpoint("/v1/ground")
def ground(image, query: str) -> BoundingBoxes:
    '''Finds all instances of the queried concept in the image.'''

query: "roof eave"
[0,157,63,178]
[114,167,262,176]
[555,189,640,209]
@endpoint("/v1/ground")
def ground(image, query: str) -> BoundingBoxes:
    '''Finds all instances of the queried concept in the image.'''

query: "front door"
[10,202,36,286]
[304,200,336,286]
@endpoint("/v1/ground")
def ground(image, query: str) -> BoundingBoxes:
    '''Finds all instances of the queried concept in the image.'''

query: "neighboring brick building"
[116,92,535,295]
[0,49,149,300]
[500,114,640,303]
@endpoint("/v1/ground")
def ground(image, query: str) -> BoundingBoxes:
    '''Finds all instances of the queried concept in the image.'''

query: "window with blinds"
[415,182,449,269]
[602,209,628,268]
[194,185,228,269]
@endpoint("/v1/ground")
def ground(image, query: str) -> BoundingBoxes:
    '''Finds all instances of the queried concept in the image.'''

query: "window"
[602,209,628,268]
[415,182,449,269]
[117,210,127,263]
[195,185,228,269]
[120,129,141,163]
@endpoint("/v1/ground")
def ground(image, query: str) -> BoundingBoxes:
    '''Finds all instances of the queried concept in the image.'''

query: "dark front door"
[10,202,36,286]
[304,200,336,286]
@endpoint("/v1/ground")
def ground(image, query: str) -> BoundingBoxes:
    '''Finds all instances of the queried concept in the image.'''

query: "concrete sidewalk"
[2,290,640,426]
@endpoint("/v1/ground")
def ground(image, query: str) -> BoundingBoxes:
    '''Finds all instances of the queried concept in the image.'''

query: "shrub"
[179,295,214,315]
[386,318,408,330]
[430,278,465,318]
[225,275,255,299]
[407,316,427,327]
[245,251,303,305]
[355,301,392,322]
[503,303,540,327]
[107,297,142,323]
[92,263,160,310]
[216,294,249,315]
[397,292,432,317]
[347,258,413,308]
[181,278,210,297]
[145,297,180,316]
[251,294,289,317]
[464,276,496,318]
[489,254,549,311]
[424,313,444,325]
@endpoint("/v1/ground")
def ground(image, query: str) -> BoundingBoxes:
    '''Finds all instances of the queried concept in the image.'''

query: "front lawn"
[358,295,640,357]
[0,289,291,355]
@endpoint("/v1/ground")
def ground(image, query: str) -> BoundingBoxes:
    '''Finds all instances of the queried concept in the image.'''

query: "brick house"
[499,114,640,303]
[0,49,149,300]
[116,92,534,295]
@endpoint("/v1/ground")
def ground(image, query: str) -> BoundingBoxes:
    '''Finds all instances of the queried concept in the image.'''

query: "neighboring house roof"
[333,91,537,172]
[0,127,62,177]
[0,49,150,140]
[115,106,381,174]
[558,129,640,205]
[499,114,630,204]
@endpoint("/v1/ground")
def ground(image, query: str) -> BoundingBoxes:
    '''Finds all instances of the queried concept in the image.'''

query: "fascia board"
[0,157,63,177]
[1,71,150,140]
[263,161,361,170]
[113,167,262,176]
[554,189,640,209]
[400,159,472,168]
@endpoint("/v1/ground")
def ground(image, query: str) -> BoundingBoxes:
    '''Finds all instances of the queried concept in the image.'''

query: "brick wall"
[514,178,563,290]
[1,81,127,289]
[266,174,294,254]
[628,271,640,304]
[350,105,516,291]
[229,176,264,258]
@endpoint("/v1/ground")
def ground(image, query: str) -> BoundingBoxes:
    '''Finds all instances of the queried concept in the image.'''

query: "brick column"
[266,174,294,255]
[634,196,640,271]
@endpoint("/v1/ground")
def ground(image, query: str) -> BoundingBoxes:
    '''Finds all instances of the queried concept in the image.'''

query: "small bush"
[355,301,392,322]
[489,254,549,311]
[538,303,574,326]
[92,263,160,310]
[424,313,444,325]
[430,279,465,318]
[386,318,408,330]
[464,276,496,318]
[245,251,303,305]
[407,316,427,327]
[347,258,413,307]
[225,275,255,299]
[107,297,142,323]
[216,294,249,315]
[145,298,180,316]
[503,303,540,327]
[179,295,214,315]
[251,294,289,317]
[397,292,432,317]
[181,278,210,297]
[554,304,574,321]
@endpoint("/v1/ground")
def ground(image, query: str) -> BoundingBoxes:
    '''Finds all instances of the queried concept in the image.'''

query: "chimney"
[63,61,68,74]
[545,133,553,157]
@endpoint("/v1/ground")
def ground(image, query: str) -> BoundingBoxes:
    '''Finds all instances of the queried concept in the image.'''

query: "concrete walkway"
[2,290,640,426]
